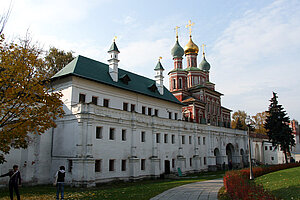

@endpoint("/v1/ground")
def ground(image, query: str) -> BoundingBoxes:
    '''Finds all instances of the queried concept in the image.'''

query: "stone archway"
[255,144,260,163]
[240,149,246,168]
[226,143,234,163]
[214,148,222,165]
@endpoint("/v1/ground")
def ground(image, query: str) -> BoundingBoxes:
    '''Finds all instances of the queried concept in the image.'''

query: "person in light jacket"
[0,165,22,200]
[55,166,65,200]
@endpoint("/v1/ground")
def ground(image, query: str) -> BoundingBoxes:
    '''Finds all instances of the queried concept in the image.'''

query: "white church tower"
[108,37,120,82]
[154,57,164,95]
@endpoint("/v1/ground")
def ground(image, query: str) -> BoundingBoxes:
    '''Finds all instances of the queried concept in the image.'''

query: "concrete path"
[150,178,223,200]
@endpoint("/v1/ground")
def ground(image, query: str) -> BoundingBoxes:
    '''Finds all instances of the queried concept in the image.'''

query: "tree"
[264,92,295,163]
[43,47,74,79]
[0,1,12,35]
[0,34,64,163]
[231,110,247,130]
[252,112,267,135]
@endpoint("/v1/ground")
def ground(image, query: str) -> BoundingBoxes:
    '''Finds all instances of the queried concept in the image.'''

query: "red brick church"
[168,25,231,127]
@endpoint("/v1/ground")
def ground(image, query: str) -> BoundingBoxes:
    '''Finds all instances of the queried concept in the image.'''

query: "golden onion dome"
[184,36,199,55]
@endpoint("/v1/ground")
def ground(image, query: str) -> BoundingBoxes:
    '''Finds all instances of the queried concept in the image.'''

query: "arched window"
[178,78,182,89]
[173,78,176,89]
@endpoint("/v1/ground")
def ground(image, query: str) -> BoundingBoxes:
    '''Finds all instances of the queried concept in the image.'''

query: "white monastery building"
[0,30,252,187]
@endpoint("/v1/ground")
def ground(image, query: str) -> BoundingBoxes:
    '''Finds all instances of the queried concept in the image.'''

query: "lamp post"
[245,115,254,180]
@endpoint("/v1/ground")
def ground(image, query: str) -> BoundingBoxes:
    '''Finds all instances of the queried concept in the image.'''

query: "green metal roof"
[185,67,202,71]
[52,55,181,105]
[168,68,187,75]
[154,60,164,70]
[108,41,120,53]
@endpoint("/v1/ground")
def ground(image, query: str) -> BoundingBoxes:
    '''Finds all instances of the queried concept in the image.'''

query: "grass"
[0,171,224,200]
[255,166,300,200]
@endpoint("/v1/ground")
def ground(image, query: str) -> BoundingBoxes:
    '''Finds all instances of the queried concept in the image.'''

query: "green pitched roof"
[52,55,181,105]
[154,60,164,70]
[108,41,120,53]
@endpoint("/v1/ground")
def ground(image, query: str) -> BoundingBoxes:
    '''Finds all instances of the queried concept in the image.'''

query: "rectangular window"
[172,159,175,168]
[79,93,86,103]
[154,109,159,117]
[198,137,201,145]
[175,113,178,120]
[103,99,109,107]
[204,157,207,165]
[148,107,152,116]
[190,158,192,167]
[141,131,146,142]
[131,104,136,112]
[96,126,103,139]
[121,160,126,171]
[141,159,146,170]
[156,133,160,143]
[189,136,192,144]
[142,106,146,114]
[171,134,175,144]
[122,129,126,141]
[68,160,73,173]
[92,96,98,105]
[95,160,101,172]
[182,135,185,144]
[271,156,274,161]
[164,134,168,143]
[203,137,206,145]
[109,159,115,171]
[269,146,272,150]
[169,112,172,119]
[109,128,115,140]
[123,102,128,111]
[179,78,182,89]
[265,146,268,151]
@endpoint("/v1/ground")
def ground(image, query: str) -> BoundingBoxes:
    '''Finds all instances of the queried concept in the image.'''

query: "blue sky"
[2,0,300,120]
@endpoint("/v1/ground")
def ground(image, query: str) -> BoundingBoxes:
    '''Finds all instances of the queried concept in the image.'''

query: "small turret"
[154,57,164,95]
[108,37,120,82]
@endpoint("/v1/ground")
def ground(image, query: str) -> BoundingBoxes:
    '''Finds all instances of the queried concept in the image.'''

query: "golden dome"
[184,36,199,55]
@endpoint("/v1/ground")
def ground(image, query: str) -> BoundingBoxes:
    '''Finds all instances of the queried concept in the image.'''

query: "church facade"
[0,31,249,187]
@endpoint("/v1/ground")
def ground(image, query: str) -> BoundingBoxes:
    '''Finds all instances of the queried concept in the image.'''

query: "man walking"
[0,165,22,200]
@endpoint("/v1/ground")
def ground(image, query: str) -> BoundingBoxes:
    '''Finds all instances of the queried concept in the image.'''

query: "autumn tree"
[265,92,295,163]
[0,35,64,163]
[43,47,74,79]
[231,110,247,130]
[252,112,267,134]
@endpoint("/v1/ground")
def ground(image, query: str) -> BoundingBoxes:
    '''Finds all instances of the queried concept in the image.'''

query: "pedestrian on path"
[54,166,65,200]
[0,165,22,200]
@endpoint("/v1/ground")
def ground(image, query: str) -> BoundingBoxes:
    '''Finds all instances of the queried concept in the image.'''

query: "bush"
[223,163,300,200]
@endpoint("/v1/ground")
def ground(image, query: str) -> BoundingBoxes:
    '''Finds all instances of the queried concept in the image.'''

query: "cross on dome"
[185,20,195,37]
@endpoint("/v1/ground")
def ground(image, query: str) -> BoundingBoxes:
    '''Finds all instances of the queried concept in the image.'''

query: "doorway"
[165,160,170,174]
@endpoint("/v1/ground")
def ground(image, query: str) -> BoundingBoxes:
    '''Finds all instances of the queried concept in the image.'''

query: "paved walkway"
[150,178,223,200]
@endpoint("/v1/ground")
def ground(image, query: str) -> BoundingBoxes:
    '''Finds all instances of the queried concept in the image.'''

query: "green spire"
[155,58,164,70]
[199,53,210,72]
[108,41,120,53]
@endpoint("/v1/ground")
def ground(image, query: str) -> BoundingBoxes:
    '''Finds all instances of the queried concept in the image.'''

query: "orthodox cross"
[175,26,180,39]
[201,44,206,55]
[185,20,195,36]
[159,56,162,61]
[113,36,117,42]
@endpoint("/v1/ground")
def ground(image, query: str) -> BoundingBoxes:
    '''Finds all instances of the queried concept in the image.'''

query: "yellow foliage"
[0,34,64,163]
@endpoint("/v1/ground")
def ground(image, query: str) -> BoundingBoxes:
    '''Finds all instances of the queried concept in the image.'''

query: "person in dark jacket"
[55,166,65,200]
[0,165,22,200]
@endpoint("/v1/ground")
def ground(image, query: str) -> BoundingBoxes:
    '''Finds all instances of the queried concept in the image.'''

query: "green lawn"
[255,166,300,200]
[0,171,224,200]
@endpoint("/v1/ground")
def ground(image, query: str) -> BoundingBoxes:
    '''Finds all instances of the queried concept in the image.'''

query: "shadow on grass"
[270,185,300,200]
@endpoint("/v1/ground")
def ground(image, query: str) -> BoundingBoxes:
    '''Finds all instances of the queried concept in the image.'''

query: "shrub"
[223,163,300,200]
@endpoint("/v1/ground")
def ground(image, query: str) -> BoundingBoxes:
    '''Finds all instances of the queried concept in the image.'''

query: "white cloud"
[211,0,300,119]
